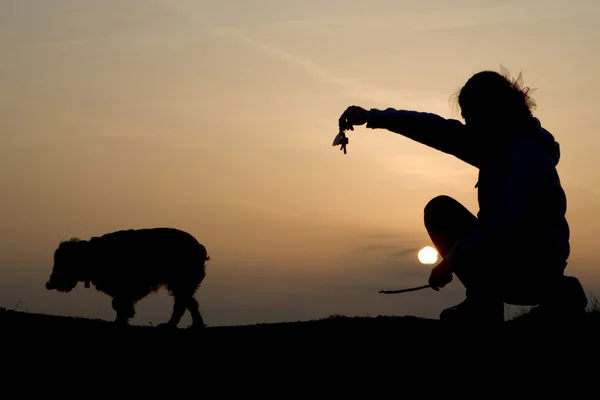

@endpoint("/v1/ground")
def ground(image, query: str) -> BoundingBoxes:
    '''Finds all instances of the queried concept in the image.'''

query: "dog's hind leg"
[186,296,206,329]
[112,297,135,326]
[157,295,186,329]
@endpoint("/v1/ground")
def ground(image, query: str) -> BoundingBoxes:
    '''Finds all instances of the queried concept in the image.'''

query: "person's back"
[472,116,570,277]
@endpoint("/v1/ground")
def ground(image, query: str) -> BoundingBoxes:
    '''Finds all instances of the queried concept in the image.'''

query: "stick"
[378,284,431,294]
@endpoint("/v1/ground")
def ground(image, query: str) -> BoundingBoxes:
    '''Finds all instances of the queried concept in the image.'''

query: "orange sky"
[1,0,599,326]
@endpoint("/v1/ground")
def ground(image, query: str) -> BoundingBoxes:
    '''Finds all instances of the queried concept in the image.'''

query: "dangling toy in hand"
[334,105,370,155]
[332,131,349,154]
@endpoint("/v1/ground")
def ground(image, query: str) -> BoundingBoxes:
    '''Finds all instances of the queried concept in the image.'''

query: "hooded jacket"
[366,108,570,274]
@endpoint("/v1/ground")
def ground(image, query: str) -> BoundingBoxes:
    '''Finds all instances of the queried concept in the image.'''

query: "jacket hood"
[530,117,561,166]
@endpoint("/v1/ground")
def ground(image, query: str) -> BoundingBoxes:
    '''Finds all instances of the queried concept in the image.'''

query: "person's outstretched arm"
[339,106,480,168]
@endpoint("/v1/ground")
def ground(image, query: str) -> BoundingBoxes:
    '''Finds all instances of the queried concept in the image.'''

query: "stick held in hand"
[379,284,431,294]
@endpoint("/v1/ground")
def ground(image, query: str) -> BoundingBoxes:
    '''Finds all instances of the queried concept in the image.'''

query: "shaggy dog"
[45,227,210,329]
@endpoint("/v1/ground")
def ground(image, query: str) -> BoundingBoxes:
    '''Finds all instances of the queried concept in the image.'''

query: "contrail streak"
[153,0,443,108]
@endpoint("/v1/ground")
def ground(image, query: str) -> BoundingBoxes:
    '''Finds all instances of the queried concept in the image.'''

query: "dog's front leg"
[112,297,135,326]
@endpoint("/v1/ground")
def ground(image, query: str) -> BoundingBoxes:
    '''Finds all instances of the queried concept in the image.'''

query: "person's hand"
[339,106,369,131]
[428,259,453,291]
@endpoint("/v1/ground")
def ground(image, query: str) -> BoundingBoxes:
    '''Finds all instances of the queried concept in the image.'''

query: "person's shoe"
[518,275,588,322]
[561,275,589,310]
[440,296,504,323]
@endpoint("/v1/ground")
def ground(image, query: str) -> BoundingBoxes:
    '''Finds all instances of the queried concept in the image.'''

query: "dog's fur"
[46,227,210,329]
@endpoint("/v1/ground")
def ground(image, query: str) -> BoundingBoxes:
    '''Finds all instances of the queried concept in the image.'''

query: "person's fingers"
[338,115,347,131]
[428,275,437,291]
[338,107,350,129]
[339,117,352,131]
[339,106,361,131]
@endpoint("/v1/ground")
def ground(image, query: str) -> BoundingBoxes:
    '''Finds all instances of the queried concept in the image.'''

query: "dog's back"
[88,227,209,298]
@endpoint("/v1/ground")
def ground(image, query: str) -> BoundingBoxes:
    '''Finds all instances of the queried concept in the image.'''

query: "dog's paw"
[113,319,130,328]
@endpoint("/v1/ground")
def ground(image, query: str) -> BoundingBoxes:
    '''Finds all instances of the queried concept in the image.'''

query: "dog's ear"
[85,280,90,288]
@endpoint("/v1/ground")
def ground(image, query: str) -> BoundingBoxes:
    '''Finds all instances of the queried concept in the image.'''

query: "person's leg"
[423,195,478,258]
[423,195,504,322]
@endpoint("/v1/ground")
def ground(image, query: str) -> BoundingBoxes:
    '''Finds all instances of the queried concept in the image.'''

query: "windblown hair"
[452,65,538,127]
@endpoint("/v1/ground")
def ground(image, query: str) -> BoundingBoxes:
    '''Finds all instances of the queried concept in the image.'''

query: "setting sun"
[418,246,439,264]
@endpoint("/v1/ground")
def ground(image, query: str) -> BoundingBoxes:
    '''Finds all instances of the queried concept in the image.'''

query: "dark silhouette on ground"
[338,66,587,322]
[423,195,589,320]
[45,227,210,329]
[1,301,599,341]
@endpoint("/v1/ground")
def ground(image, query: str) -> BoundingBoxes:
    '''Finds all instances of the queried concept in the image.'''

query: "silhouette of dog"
[45,227,210,329]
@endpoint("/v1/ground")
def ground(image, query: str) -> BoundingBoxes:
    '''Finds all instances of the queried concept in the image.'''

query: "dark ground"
[3,305,598,376]
[2,305,599,340]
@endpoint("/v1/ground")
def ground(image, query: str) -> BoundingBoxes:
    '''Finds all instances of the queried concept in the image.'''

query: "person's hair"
[453,66,537,126]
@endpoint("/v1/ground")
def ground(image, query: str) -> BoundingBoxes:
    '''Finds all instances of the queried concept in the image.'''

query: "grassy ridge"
[2,302,599,339]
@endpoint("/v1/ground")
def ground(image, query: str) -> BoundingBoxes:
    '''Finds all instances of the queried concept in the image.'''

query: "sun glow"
[418,246,438,264]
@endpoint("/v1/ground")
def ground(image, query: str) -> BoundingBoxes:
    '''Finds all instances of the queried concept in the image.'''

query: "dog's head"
[46,238,88,293]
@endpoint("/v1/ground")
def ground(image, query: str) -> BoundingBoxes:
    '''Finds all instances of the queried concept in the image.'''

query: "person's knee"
[424,195,457,217]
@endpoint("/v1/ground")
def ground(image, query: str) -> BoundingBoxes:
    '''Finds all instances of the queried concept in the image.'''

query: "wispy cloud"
[213,29,446,108]
[224,199,303,220]
[153,0,446,108]
[392,248,420,257]
[153,0,594,115]
[359,245,401,252]
[206,0,589,33]
[29,37,115,48]
[26,33,175,48]
[363,233,409,239]
[356,245,420,257]
[377,153,476,184]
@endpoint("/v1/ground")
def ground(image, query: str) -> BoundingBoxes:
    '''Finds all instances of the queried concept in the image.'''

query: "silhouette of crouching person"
[423,194,587,322]
[338,66,588,322]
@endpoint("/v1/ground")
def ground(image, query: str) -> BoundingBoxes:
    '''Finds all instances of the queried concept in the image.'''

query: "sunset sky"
[1,0,599,327]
